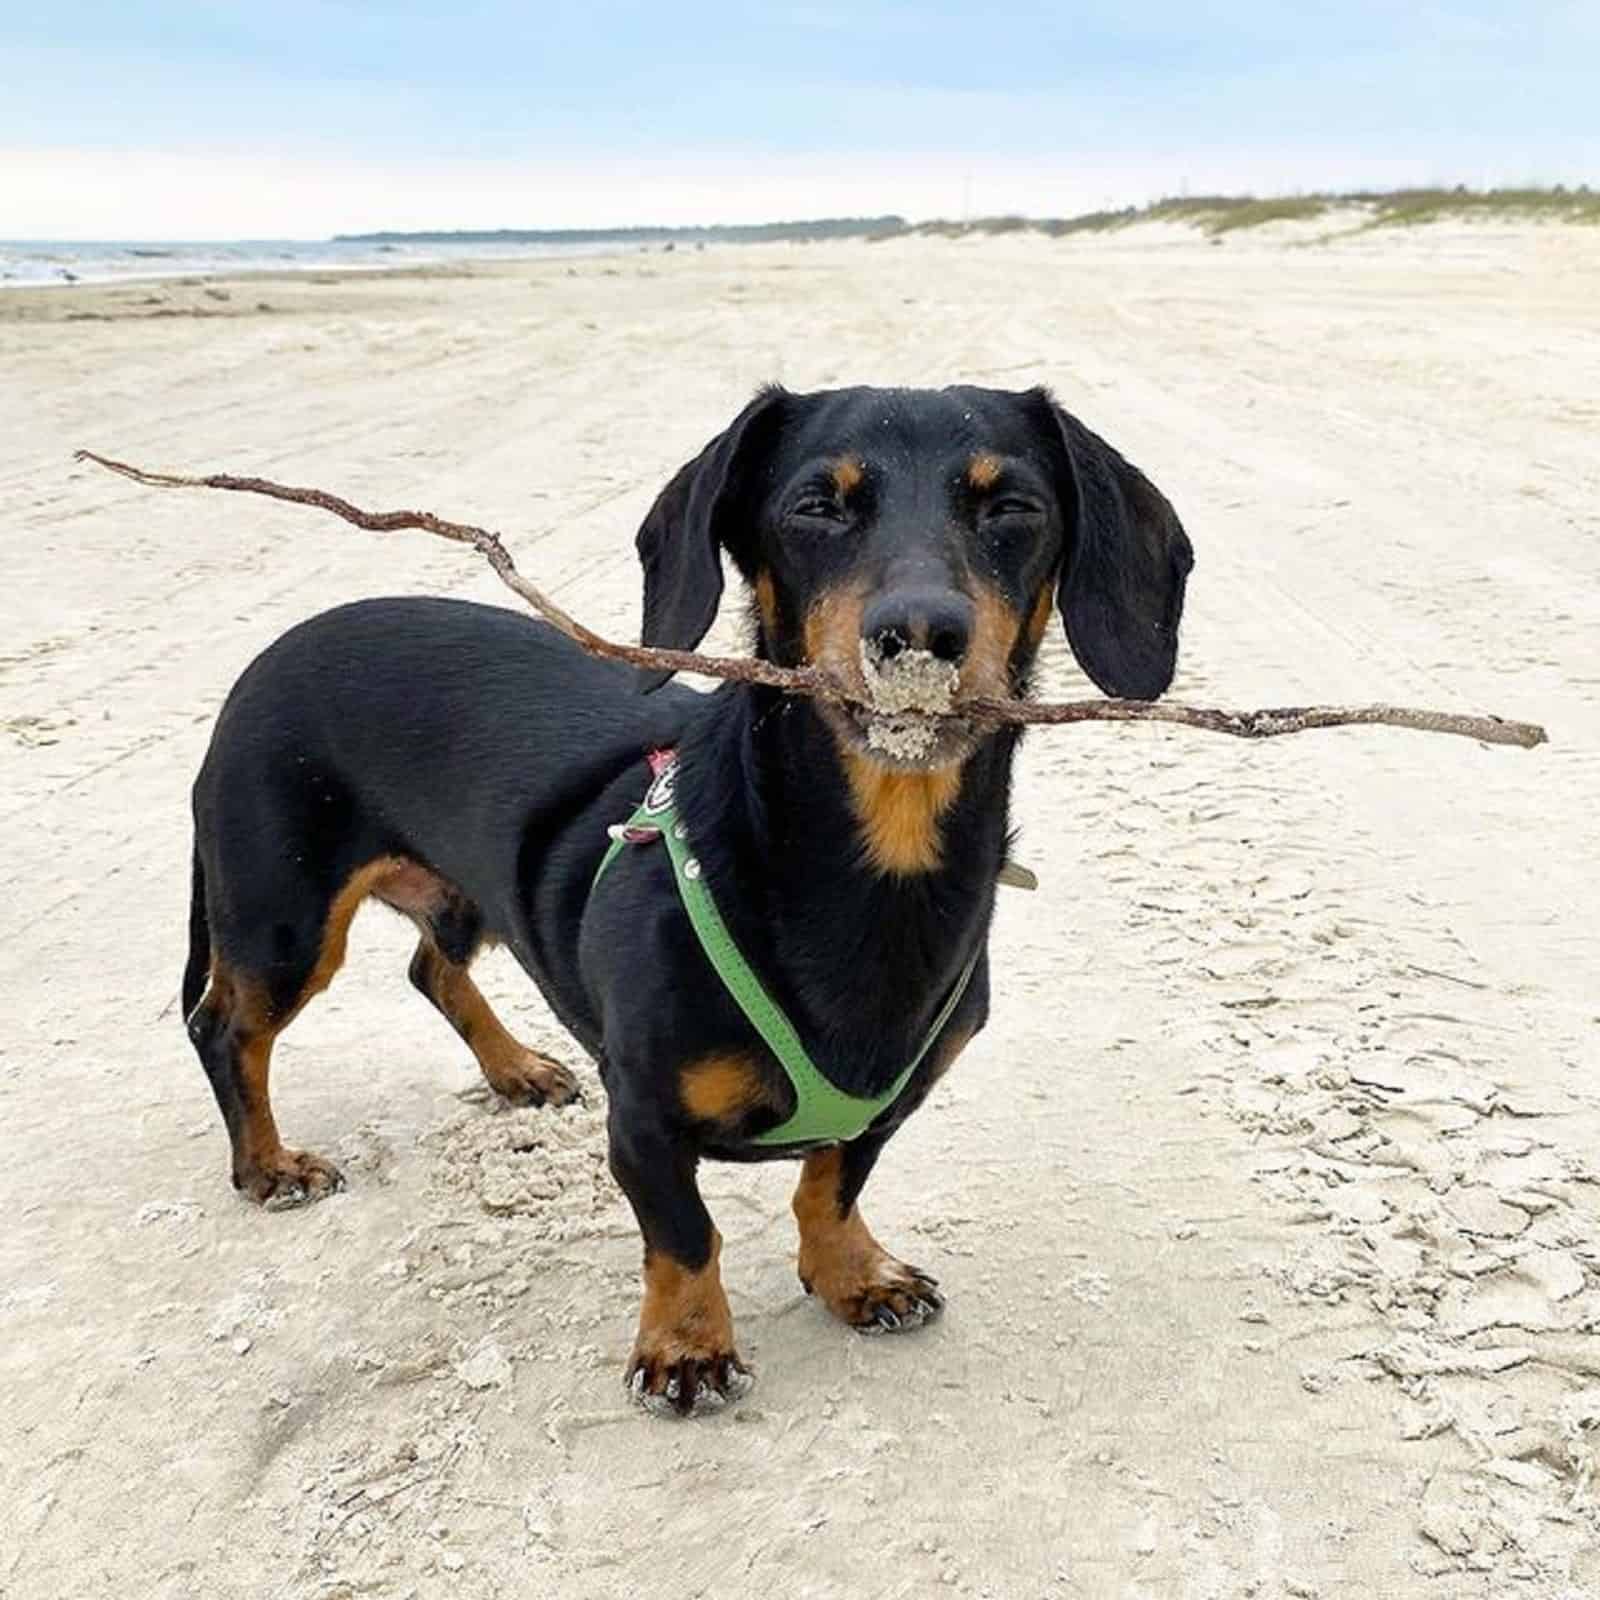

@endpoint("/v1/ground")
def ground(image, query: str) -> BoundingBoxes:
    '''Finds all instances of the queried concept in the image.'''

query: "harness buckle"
[608,824,663,847]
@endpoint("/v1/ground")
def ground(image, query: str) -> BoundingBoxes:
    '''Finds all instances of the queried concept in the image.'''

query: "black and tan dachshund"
[183,384,1192,1414]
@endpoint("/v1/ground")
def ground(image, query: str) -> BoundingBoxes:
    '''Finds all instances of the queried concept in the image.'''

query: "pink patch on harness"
[646,747,678,777]
[607,823,663,848]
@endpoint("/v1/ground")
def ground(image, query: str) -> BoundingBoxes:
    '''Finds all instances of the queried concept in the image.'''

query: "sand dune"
[3,221,1598,1598]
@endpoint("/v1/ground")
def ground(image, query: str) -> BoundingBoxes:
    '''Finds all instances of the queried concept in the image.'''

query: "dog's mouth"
[833,704,976,769]
[820,642,980,770]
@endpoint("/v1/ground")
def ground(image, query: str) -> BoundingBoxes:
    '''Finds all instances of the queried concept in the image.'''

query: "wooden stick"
[73,449,1548,751]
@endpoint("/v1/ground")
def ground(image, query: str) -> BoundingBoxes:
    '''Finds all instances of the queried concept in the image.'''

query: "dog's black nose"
[862,589,974,666]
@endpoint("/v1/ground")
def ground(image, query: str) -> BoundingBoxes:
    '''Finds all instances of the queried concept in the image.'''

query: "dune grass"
[1153,196,1331,233]
[902,186,1597,242]
[1363,186,1600,227]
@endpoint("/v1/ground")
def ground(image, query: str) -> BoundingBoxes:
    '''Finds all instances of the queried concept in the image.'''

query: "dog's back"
[193,596,692,925]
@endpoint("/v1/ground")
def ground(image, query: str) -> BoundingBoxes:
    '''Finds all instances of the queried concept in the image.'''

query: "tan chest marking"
[840,753,963,875]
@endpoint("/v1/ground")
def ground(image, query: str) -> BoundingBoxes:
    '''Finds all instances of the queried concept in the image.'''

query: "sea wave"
[0,236,618,288]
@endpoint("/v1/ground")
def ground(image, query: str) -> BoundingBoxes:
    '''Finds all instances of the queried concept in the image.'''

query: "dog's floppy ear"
[635,385,786,691]
[1041,392,1194,700]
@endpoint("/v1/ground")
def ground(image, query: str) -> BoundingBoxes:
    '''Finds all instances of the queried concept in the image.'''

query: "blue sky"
[4,2,1596,237]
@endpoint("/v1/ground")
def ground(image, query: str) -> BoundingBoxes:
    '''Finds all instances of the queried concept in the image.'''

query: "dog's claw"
[238,1148,345,1209]
[626,1351,752,1418]
[827,1261,945,1334]
[485,1052,580,1109]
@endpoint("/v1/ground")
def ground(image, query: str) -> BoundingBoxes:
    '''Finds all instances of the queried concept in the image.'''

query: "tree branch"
[74,449,1547,751]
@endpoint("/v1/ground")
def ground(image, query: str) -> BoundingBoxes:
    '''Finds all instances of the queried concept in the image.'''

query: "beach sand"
[3,222,1599,1598]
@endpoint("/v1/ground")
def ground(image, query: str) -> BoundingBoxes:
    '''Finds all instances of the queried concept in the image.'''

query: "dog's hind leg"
[407,937,579,1107]
[186,856,406,1206]
[394,873,577,1106]
[186,964,345,1208]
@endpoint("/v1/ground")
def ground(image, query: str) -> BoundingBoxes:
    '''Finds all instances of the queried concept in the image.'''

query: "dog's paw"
[626,1348,753,1418]
[626,1233,747,1416]
[803,1256,944,1334]
[484,1049,581,1108]
[235,1148,346,1209]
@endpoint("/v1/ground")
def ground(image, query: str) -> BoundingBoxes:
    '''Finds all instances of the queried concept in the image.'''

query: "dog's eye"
[788,496,848,523]
[985,497,1043,521]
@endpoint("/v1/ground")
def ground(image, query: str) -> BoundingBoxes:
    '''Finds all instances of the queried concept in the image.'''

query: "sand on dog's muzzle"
[858,642,960,760]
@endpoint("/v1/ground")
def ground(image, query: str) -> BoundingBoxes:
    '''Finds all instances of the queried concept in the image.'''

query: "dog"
[183,384,1193,1414]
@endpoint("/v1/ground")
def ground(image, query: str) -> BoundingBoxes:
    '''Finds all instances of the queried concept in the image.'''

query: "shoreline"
[0,248,648,324]
[0,237,641,293]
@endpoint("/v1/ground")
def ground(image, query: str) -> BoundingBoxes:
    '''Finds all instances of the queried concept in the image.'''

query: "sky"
[3,2,1596,239]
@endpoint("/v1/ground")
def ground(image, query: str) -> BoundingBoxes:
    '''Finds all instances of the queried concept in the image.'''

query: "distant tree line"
[339,189,1598,250]
[337,217,907,245]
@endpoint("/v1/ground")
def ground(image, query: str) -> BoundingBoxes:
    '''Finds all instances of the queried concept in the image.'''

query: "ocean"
[0,235,627,288]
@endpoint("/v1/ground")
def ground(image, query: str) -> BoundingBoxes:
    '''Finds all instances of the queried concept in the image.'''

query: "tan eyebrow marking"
[967,452,1003,490]
[829,456,864,495]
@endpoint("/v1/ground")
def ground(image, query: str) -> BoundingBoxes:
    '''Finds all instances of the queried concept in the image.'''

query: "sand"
[2,221,1598,1599]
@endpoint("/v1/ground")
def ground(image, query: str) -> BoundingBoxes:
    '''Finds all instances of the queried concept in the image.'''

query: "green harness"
[592,756,978,1147]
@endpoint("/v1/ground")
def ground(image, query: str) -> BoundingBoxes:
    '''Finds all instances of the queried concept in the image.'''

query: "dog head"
[636,384,1193,769]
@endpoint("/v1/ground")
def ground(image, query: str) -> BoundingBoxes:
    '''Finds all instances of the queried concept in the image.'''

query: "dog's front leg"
[607,1101,751,1416]
[793,1137,944,1333]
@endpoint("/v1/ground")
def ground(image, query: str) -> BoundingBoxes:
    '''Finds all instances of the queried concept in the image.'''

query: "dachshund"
[183,384,1193,1414]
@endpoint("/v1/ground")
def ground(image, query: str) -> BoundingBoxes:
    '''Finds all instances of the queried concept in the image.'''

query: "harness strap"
[591,754,978,1147]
